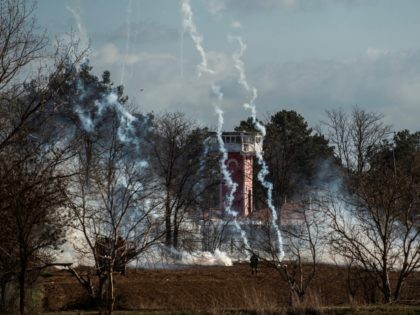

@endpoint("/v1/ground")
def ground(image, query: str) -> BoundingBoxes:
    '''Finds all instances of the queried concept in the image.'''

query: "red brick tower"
[210,132,262,217]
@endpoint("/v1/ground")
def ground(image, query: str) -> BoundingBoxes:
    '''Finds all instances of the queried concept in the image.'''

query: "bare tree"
[0,0,47,92]
[67,112,163,314]
[322,106,391,174]
[0,121,74,314]
[201,217,231,253]
[0,0,47,155]
[0,14,84,307]
[257,199,326,305]
[148,112,211,250]
[326,156,420,303]
[0,0,86,154]
[321,108,352,171]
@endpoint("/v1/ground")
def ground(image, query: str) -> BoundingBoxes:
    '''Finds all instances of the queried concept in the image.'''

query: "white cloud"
[205,0,308,14]
[365,47,389,61]
[251,49,420,131]
[89,46,248,128]
[397,81,420,104]
[105,21,178,43]
[231,21,242,29]
[206,0,227,15]
[90,42,420,132]
[95,43,119,64]
[282,0,299,8]
[205,0,369,14]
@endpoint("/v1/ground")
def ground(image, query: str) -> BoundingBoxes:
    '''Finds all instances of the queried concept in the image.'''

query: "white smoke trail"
[180,0,214,77]
[73,76,148,158]
[101,92,137,144]
[212,86,237,216]
[229,35,284,260]
[66,6,90,57]
[180,0,250,253]
[180,27,184,79]
[66,3,142,151]
[213,85,250,250]
[194,137,210,222]
[121,0,133,85]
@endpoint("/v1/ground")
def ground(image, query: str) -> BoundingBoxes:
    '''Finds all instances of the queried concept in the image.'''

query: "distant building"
[209,131,262,217]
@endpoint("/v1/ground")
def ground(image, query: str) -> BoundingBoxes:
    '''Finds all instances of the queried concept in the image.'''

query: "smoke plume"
[229,35,284,260]
[180,0,214,77]
[180,1,251,253]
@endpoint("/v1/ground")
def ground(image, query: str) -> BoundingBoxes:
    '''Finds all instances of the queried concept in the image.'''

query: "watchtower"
[209,131,262,217]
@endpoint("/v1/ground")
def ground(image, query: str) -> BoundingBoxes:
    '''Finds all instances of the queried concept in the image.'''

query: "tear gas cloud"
[57,0,367,268]
[58,0,280,267]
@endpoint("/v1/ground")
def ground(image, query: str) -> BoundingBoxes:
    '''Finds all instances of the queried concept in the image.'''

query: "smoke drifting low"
[59,0,286,267]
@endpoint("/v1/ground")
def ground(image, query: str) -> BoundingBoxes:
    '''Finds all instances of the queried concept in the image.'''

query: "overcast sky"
[37,0,420,131]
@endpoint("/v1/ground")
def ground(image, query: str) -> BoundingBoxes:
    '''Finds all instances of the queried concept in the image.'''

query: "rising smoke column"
[214,96,250,250]
[61,4,158,267]
[180,0,251,251]
[180,0,214,77]
[66,5,139,147]
[180,21,185,79]
[75,83,136,142]
[71,62,151,161]
[66,5,91,60]
[66,6,134,141]
[120,0,133,85]
[194,137,210,223]
[229,35,284,260]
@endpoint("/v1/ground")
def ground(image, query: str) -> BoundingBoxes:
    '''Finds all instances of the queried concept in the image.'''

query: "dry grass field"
[38,262,420,314]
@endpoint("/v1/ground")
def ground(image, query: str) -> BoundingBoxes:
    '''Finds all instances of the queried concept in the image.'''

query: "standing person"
[250,253,259,274]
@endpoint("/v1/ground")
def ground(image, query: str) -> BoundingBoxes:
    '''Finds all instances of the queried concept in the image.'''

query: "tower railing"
[208,131,262,154]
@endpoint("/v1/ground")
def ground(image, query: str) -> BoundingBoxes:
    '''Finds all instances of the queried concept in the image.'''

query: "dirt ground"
[40,263,420,313]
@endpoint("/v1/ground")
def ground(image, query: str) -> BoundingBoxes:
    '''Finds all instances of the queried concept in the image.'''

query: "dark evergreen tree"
[236,110,334,210]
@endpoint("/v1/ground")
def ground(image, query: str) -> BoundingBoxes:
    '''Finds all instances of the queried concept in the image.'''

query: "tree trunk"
[394,277,404,302]
[98,275,106,314]
[66,268,96,302]
[106,268,114,315]
[173,209,179,250]
[0,276,7,312]
[165,195,172,247]
[18,264,26,315]
[382,268,392,303]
